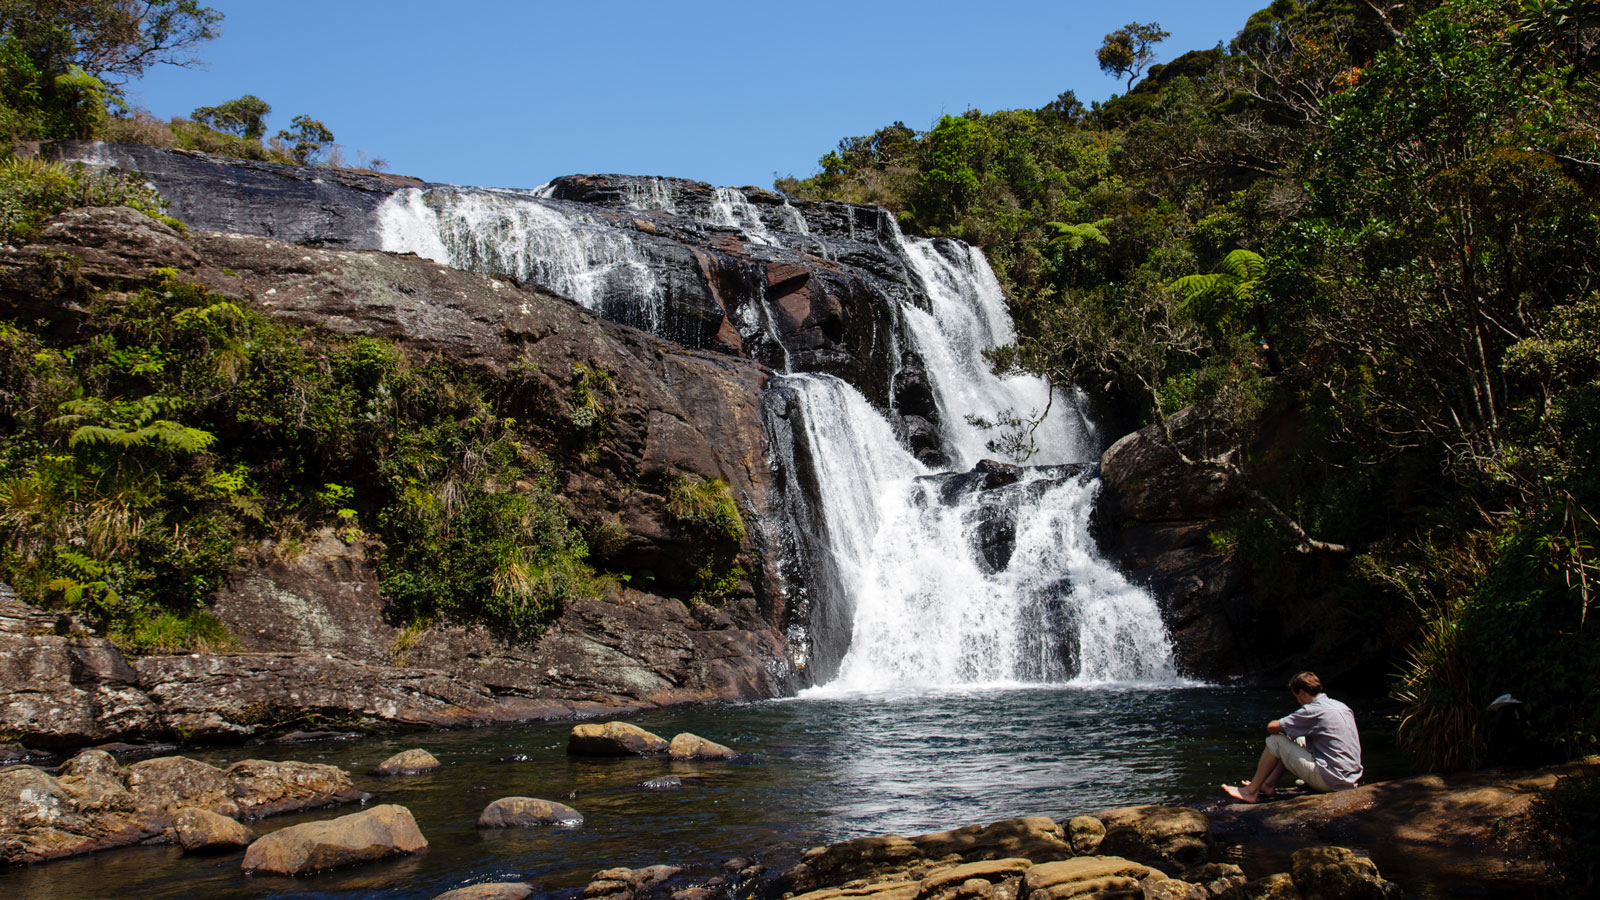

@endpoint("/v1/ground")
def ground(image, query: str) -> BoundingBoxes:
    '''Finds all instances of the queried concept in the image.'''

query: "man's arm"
[1267,718,1285,734]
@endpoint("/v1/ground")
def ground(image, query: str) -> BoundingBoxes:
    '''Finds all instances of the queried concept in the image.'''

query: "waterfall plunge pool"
[0,686,1405,900]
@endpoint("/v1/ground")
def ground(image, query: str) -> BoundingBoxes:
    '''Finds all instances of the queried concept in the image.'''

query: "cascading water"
[708,187,778,245]
[776,226,1176,692]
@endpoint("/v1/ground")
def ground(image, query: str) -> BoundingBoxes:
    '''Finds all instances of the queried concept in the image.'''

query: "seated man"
[1223,671,1363,803]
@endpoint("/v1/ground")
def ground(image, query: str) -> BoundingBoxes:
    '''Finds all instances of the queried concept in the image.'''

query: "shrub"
[0,157,175,242]
[666,474,745,543]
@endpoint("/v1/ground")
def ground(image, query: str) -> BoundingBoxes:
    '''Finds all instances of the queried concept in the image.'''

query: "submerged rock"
[432,884,535,900]
[241,803,427,875]
[640,776,683,790]
[585,864,683,900]
[477,797,583,828]
[371,748,442,776]
[668,733,738,761]
[569,722,670,756]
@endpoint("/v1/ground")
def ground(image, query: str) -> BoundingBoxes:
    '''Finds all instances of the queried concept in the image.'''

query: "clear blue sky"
[127,1,1268,191]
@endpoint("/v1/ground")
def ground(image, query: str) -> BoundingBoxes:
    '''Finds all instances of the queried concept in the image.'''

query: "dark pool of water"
[0,686,1410,900]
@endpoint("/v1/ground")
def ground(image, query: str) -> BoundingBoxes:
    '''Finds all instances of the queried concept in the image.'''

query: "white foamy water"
[783,223,1173,692]
[378,187,666,333]
[708,187,777,246]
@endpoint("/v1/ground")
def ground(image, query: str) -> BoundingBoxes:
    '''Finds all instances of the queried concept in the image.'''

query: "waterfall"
[777,226,1175,691]
[375,176,1176,691]
[892,230,1097,468]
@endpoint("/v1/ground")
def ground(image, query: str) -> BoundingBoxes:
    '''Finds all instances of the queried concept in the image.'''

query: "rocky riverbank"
[2,722,1586,898]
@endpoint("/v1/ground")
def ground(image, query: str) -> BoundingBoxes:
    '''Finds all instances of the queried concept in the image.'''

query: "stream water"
[0,688,1405,900]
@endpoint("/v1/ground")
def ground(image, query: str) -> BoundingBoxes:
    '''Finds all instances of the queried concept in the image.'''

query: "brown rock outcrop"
[1209,760,1599,892]
[0,203,801,748]
[0,752,365,864]
[1092,806,1213,875]
[173,806,256,853]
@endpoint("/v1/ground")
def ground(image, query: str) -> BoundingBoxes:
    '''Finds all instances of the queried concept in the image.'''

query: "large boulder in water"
[477,796,583,827]
[568,721,670,756]
[668,732,738,760]
[240,803,427,875]
[173,806,256,853]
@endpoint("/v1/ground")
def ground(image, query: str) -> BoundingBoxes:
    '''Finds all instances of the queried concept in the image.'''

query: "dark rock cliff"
[0,206,797,747]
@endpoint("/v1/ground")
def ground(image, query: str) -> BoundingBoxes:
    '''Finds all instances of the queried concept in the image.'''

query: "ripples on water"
[0,687,1401,900]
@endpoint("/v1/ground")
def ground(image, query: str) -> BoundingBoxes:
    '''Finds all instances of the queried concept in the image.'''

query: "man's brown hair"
[1288,671,1323,695]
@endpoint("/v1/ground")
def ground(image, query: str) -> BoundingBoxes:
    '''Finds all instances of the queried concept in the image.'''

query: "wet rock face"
[33,140,413,248]
[36,148,936,441]
[915,462,1093,576]
[1094,409,1253,681]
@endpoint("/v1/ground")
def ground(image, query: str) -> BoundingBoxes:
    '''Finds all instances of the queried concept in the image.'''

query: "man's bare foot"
[1222,783,1260,804]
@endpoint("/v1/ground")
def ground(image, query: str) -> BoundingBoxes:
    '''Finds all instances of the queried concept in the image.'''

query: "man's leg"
[1223,741,1288,802]
[1263,734,1338,792]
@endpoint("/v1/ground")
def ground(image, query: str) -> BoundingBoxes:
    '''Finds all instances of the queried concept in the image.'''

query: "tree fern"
[1046,218,1113,251]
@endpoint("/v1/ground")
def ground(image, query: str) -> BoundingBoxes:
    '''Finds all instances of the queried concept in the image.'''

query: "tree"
[1097,21,1170,89]
[275,115,334,165]
[0,1,221,85]
[191,94,270,140]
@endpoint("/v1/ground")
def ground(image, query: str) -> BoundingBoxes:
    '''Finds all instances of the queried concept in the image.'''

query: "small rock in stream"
[494,753,535,764]
[371,748,441,776]
[640,776,682,790]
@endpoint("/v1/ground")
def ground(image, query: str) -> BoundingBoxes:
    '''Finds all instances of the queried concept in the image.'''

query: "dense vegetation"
[0,269,603,649]
[780,0,1599,770]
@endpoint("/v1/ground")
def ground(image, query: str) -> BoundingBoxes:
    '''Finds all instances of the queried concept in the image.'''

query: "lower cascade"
[766,229,1178,692]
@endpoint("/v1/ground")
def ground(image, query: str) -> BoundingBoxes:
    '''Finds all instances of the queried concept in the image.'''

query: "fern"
[1046,217,1113,251]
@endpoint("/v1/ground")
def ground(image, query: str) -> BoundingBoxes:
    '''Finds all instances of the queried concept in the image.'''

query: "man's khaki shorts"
[1266,733,1339,792]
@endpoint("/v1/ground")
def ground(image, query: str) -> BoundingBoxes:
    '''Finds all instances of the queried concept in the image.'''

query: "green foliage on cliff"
[0,272,600,647]
[780,0,1600,767]
[0,156,177,241]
